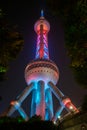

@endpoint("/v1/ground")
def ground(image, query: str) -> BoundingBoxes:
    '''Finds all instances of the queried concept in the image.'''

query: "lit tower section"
[2,10,79,122]
[34,10,50,59]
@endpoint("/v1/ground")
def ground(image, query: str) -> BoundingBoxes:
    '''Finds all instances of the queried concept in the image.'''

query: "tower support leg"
[48,81,64,100]
[3,83,34,118]
[17,82,34,103]
[48,81,79,118]
[31,88,37,117]
[52,105,64,122]
[17,106,29,121]
[5,105,16,117]
[45,88,54,120]
[36,80,45,120]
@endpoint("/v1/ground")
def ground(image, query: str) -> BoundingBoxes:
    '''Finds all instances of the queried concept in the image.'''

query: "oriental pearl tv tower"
[3,10,79,122]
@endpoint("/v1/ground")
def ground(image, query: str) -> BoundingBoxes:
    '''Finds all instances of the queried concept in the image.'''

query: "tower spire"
[41,9,44,17]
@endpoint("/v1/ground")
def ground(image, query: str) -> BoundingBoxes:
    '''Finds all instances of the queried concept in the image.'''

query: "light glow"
[69,106,73,110]
[58,115,61,119]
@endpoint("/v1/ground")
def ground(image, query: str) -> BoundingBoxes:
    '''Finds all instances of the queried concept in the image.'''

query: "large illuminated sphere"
[25,59,59,85]
[34,16,50,34]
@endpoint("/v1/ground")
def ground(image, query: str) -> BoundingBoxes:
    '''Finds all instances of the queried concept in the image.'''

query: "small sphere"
[34,17,50,33]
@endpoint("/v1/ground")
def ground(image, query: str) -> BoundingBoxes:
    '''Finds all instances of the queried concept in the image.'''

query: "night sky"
[0,1,87,116]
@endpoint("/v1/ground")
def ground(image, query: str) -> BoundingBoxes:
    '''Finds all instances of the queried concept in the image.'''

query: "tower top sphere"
[34,10,50,33]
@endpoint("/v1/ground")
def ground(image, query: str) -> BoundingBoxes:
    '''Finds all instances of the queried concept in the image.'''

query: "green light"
[0,66,7,72]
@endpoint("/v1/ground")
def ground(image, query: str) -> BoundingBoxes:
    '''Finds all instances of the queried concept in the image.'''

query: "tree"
[0,9,24,81]
[47,0,87,88]
[29,115,42,122]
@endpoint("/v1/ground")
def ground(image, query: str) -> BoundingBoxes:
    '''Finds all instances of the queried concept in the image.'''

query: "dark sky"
[0,1,87,116]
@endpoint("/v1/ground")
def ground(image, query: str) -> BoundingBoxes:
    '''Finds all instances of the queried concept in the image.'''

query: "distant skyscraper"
[2,10,79,122]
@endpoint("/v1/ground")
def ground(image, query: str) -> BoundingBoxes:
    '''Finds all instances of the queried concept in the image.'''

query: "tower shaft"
[35,24,49,59]
[36,81,45,119]
[34,12,50,59]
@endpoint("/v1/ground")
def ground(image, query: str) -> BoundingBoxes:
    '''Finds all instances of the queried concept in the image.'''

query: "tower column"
[17,106,29,121]
[31,88,37,117]
[4,83,34,118]
[52,105,64,122]
[17,82,34,104]
[45,88,54,120]
[36,80,45,120]
[48,81,64,100]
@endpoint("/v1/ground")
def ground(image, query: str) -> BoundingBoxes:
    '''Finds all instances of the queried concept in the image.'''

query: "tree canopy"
[0,116,57,130]
[47,0,87,88]
[0,9,24,81]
